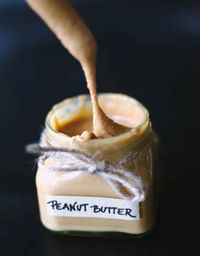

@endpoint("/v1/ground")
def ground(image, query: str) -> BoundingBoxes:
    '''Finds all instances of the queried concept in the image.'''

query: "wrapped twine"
[26,129,151,202]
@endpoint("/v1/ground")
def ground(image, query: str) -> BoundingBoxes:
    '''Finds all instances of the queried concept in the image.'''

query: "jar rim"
[45,93,150,147]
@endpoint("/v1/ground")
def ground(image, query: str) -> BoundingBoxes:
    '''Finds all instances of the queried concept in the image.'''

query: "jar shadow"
[41,230,153,256]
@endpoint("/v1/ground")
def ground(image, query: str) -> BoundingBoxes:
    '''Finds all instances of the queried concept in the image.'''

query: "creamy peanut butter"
[26,0,129,138]
[26,0,159,236]
[35,94,158,235]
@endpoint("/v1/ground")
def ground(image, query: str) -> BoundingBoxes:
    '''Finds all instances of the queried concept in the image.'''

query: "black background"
[0,0,200,255]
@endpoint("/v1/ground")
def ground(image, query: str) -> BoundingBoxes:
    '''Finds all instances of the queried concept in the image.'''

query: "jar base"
[43,225,154,239]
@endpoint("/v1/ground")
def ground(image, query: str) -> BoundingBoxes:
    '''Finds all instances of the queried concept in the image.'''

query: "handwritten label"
[45,195,140,221]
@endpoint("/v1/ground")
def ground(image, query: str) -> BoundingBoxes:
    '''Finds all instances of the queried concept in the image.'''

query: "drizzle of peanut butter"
[26,0,129,138]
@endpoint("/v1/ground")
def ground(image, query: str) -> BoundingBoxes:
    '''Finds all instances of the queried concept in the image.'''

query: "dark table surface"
[1,0,200,255]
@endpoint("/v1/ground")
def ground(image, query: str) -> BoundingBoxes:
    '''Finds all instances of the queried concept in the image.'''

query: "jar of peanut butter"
[35,93,159,237]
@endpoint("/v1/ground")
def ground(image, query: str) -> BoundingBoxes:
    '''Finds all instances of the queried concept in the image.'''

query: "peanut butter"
[26,0,129,138]
[25,0,159,236]
[35,94,158,235]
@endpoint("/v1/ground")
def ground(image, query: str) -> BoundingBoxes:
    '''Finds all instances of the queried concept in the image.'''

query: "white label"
[45,195,140,221]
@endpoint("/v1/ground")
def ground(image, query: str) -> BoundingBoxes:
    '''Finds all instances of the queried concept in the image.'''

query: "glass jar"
[35,93,159,237]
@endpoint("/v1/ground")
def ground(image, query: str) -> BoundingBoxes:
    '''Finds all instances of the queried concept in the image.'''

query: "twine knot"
[26,129,151,202]
[88,161,108,174]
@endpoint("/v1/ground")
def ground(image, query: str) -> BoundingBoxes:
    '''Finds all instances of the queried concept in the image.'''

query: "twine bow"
[26,141,147,202]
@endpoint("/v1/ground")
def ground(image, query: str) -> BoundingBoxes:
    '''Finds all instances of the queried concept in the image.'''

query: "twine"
[26,129,150,202]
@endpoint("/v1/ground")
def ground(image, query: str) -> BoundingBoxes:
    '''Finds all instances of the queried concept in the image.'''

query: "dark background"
[0,0,200,255]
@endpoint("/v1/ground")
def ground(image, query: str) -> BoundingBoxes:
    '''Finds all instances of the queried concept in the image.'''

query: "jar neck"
[45,121,151,163]
[45,94,151,162]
